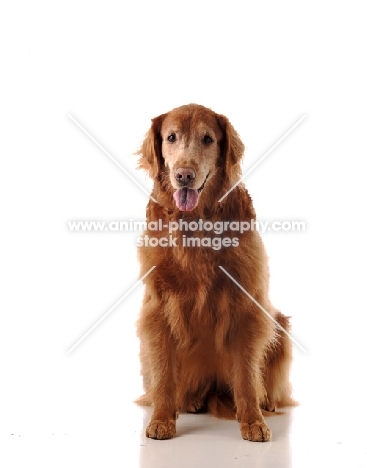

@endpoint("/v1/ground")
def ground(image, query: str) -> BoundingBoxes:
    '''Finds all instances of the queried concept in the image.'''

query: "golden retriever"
[136,104,294,442]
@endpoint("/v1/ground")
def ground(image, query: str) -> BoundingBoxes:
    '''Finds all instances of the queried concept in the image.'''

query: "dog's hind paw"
[186,398,206,414]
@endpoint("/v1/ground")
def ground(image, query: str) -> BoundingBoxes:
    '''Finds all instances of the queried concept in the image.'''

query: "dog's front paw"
[240,421,271,442]
[146,419,176,440]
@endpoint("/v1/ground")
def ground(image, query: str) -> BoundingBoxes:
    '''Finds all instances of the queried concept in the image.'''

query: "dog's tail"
[135,392,152,407]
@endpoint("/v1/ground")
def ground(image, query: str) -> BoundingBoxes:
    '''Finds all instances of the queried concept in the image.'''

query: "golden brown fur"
[136,104,294,442]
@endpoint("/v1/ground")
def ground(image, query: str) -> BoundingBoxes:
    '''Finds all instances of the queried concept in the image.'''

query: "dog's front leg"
[145,322,177,440]
[233,344,271,442]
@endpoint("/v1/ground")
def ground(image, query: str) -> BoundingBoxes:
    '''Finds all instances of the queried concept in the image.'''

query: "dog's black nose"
[175,167,196,185]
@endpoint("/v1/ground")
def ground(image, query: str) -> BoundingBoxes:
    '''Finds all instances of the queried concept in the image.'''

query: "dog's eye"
[203,135,213,145]
[167,134,176,143]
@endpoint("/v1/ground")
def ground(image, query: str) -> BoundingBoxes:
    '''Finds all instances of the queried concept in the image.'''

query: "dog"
[135,104,294,442]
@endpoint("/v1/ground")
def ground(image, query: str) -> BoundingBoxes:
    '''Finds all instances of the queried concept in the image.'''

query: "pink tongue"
[173,188,199,211]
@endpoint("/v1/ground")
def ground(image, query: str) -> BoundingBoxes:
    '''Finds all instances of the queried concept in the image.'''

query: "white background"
[1,1,367,466]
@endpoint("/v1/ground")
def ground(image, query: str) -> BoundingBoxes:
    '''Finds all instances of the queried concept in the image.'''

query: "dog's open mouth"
[173,174,209,211]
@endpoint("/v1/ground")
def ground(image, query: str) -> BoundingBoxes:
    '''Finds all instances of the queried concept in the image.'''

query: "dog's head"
[138,104,244,211]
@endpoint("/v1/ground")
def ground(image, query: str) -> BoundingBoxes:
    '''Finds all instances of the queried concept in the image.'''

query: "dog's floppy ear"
[137,114,166,178]
[217,114,244,182]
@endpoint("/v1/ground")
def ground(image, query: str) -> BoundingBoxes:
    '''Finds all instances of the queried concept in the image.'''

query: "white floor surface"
[2,2,367,467]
